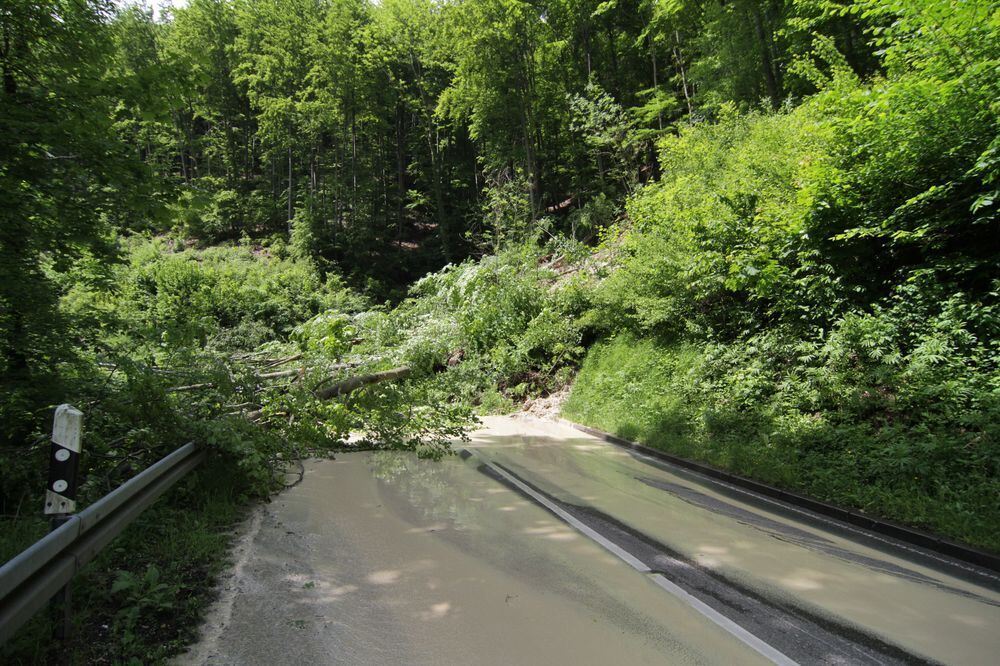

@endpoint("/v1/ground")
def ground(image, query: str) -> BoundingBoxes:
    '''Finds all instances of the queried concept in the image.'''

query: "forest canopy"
[1,0,998,582]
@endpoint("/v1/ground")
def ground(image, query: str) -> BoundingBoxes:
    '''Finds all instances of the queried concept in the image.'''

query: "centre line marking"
[464,449,799,666]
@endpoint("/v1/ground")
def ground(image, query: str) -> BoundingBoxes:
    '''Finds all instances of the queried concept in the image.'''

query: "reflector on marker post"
[46,404,83,640]
[45,404,83,516]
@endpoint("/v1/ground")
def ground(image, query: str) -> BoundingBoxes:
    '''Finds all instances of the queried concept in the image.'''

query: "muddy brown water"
[179,416,1000,665]
[468,417,1000,665]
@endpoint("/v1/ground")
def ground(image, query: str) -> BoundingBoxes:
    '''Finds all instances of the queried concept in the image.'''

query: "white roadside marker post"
[46,404,83,640]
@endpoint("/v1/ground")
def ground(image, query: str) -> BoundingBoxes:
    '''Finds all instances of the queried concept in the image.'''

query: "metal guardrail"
[0,442,204,644]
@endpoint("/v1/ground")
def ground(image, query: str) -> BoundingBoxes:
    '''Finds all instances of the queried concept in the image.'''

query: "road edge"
[171,506,266,665]
[560,419,1000,575]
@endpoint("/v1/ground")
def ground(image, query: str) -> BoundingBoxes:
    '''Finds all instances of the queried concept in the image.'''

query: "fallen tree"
[167,363,355,393]
[314,365,411,400]
[246,365,413,421]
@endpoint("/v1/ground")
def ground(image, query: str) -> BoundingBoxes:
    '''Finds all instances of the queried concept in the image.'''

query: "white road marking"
[465,449,799,666]
[648,573,798,666]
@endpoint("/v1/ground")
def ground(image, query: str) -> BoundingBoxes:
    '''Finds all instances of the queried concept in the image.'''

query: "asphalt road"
[178,416,1000,665]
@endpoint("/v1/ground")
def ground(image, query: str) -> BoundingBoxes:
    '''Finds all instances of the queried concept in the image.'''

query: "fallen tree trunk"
[169,382,216,393]
[257,362,356,382]
[257,353,303,369]
[170,363,358,392]
[257,368,303,380]
[315,366,411,400]
[246,365,413,421]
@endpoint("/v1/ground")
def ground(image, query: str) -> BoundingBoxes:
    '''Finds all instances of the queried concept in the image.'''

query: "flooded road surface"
[181,416,1000,665]
[466,417,1000,665]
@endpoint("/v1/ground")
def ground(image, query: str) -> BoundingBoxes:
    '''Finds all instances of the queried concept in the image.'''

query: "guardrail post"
[46,404,83,640]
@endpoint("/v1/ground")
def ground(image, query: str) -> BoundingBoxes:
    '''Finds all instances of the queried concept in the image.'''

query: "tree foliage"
[1,0,998,580]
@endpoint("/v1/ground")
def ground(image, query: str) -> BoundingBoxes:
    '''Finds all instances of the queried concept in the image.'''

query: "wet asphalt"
[178,416,1000,665]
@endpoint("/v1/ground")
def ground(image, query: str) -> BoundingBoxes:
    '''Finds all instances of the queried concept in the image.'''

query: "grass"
[563,334,1000,553]
[1,458,250,665]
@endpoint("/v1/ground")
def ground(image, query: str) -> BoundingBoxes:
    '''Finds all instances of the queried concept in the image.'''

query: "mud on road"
[178,416,1000,665]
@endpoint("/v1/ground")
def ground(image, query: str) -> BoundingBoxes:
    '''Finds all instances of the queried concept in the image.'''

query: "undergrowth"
[1,459,248,665]
[564,315,1000,551]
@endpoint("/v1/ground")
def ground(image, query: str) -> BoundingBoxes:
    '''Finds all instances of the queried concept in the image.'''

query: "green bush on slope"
[564,312,999,551]
[567,3,1000,550]
[345,246,587,411]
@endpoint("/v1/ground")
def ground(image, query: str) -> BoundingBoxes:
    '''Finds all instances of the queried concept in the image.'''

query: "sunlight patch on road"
[367,569,402,585]
[418,602,452,620]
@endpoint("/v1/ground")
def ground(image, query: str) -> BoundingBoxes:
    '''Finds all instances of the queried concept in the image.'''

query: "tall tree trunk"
[2,30,16,95]
[673,30,693,116]
[606,25,620,98]
[649,36,663,131]
[396,102,406,240]
[411,53,449,257]
[522,107,539,220]
[521,43,540,221]
[750,4,781,108]
[287,145,293,228]
[351,108,358,219]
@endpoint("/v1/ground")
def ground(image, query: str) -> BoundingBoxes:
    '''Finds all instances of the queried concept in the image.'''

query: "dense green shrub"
[346,246,586,403]
[567,2,1000,550]
[595,105,830,338]
[566,279,1000,550]
[3,237,364,516]
[103,238,365,354]
[599,0,999,342]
